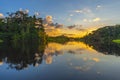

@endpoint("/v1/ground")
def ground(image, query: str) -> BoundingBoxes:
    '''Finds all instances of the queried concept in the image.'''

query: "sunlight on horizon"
[45,26,98,38]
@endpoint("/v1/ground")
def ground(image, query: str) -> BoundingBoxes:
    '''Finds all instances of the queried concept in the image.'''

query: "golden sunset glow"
[1,0,120,79]
[43,41,104,64]
[45,27,62,37]
[44,41,97,56]
[44,26,98,38]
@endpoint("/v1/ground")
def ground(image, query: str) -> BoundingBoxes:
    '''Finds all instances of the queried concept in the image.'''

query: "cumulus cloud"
[43,15,64,37]
[43,15,63,28]
[0,13,4,18]
[46,15,53,23]
[43,15,53,26]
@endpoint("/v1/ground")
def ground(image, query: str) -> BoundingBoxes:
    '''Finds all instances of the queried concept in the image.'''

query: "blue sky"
[0,0,120,27]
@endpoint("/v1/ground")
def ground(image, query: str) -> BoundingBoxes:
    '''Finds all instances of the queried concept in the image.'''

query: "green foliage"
[0,39,3,43]
[113,39,120,43]
[0,10,46,43]
[47,35,70,44]
[82,25,120,43]
[81,25,120,56]
[0,41,45,70]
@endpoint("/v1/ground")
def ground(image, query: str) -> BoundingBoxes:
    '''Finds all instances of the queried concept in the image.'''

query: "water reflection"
[0,41,120,71]
[1,41,120,80]
[44,42,99,65]
[0,42,45,70]
[85,41,120,56]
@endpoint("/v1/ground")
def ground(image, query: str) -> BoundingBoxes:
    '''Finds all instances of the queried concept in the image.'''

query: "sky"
[0,0,120,37]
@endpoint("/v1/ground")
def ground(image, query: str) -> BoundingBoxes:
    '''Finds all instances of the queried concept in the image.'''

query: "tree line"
[0,10,46,44]
[81,25,120,56]
[82,25,120,44]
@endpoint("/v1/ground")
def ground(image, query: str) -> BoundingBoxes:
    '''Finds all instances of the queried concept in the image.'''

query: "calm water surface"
[0,41,120,80]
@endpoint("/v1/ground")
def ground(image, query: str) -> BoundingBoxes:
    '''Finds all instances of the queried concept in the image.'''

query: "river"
[0,41,120,80]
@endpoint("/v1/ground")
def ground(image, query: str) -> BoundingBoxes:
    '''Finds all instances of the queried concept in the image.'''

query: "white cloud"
[75,8,91,14]
[43,15,63,30]
[0,13,4,18]
[43,15,54,27]
[83,17,101,23]
[75,10,83,13]
[96,5,102,10]
[24,9,29,14]
[70,14,74,16]
[97,5,101,8]
[74,8,94,17]
[34,12,40,16]
[93,17,101,22]
[46,15,53,22]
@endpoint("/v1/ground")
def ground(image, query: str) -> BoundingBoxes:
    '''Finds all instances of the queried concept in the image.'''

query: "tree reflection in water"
[84,41,120,56]
[0,42,45,70]
[0,41,120,70]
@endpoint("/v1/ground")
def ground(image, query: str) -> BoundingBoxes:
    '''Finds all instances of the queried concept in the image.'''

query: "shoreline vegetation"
[0,10,81,44]
[80,25,120,56]
[0,10,80,44]
[81,25,120,44]
[113,39,120,43]
[0,10,46,44]
[0,10,120,45]
[1,10,120,63]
